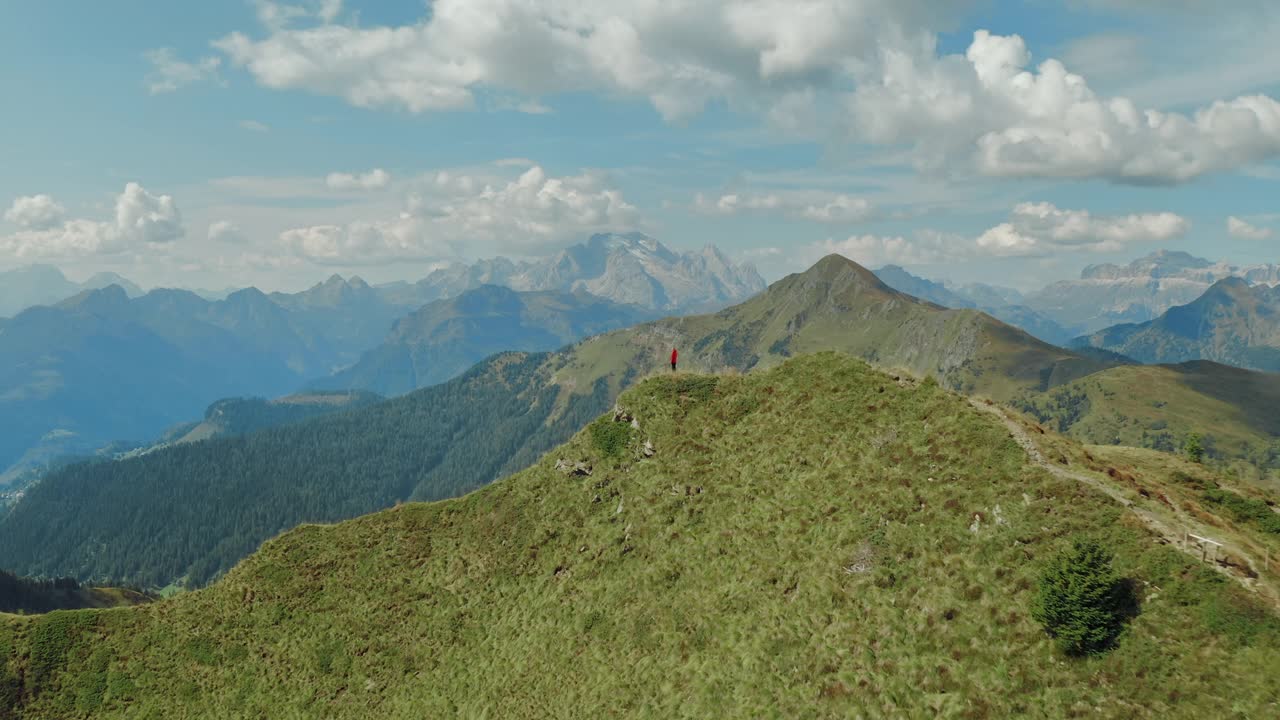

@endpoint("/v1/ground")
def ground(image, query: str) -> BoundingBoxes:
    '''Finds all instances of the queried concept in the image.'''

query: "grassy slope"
[1013,362,1280,487]
[2,354,1276,719]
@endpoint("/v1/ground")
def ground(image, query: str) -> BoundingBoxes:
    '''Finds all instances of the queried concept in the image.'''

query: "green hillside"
[1013,361,1280,485]
[0,256,1112,590]
[1075,278,1280,372]
[2,354,1276,719]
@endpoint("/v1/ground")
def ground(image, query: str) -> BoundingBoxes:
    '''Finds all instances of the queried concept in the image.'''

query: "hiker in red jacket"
[670,347,678,372]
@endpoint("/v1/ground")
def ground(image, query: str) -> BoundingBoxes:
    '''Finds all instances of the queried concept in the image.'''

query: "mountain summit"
[1074,277,1280,371]
[1028,249,1280,334]
[376,233,766,312]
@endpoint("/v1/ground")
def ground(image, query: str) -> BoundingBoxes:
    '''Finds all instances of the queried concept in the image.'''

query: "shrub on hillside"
[1031,539,1138,656]
[1183,433,1205,464]
[589,418,633,459]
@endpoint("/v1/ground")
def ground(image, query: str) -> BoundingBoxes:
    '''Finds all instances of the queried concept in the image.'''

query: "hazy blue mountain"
[0,264,143,317]
[1026,250,1280,334]
[317,285,658,396]
[372,233,765,312]
[952,282,1024,308]
[875,265,1073,345]
[0,280,415,476]
[1073,277,1280,371]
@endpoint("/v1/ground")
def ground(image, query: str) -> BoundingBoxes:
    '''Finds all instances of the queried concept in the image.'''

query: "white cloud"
[1227,215,1274,240]
[795,200,1190,267]
[239,119,271,132]
[208,221,249,244]
[0,183,184,257]
[852,30,1280,183]
[204,2,1280,183]
[4,194,67,230]
[213,0,959,118]
[280,215,447,265]
[325,168,392,190]
[975,201,1188,256]
[282,164,641,263]
[694,191,875,223]
[145,48,222,94]
[807,232,954,267]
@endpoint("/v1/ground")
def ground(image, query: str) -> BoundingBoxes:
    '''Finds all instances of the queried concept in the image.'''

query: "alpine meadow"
[3,1,1280,718]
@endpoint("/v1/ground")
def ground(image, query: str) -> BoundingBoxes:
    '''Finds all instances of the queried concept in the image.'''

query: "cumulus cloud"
[280,215,447,265]
[975,201,1188,256]
[208,221,249,244]
[145,48,222,94]
[851,30,1280,183]
[4,194,67,230]
[325,168,392,191]
[0,183,184,257]
[282,164,640,263]
[239,119,271,132]
[212,0,955,118]
[795,200,1190,267]
[694,191,875,223]
[1227,215,1274,239]
[206,2,1280,183]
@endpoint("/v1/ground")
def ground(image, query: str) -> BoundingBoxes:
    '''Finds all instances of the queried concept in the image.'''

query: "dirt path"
[969,399,1279,605]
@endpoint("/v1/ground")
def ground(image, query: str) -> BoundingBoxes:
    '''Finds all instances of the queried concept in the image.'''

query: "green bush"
[1183,433,1205,464]
[1031,540,1137,656]
[589,419,633,459]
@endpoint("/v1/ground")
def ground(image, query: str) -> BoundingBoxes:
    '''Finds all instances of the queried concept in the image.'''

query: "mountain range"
[0,254,1109,588]
[1024,250,1280,334]
[1073,278,1280,372]
[874,265,1073,344]
[0,282,412,478]
[0,264,142,318]
[372,232,766,312]
[0,234,760,481]
[315,285,658,396]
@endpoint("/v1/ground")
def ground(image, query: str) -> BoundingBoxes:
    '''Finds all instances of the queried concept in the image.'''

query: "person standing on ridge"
[670,347,678,372]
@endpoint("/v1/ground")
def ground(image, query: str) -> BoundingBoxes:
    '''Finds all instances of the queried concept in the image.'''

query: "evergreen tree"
[1031,539,1134,656]
[1184,433,1205,464]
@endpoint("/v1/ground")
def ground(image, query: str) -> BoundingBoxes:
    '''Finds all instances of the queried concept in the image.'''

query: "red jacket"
[670,349,678,364]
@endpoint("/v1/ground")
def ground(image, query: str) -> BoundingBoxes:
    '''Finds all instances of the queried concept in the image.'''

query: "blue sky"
[2,0,1279,293]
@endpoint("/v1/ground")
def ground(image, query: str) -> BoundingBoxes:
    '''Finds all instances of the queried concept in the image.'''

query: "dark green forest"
[0,570,149,614]
[191,391,384,438]
[0,353,611,589]
[0,571,84,614]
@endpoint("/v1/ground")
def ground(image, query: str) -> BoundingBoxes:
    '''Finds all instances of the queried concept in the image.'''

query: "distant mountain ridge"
[373,232,766,312]
[1026,250,1280,334]
[316,285,659,396]
[1073,277,1280,372]
[0,282,410,476]
[874,265,1073,345]
[0,233,756,482]
[0,264,143,317]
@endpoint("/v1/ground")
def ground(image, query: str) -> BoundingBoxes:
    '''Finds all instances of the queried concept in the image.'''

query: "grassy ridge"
[1013,362,1280,489]
[2,354,1276,718]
